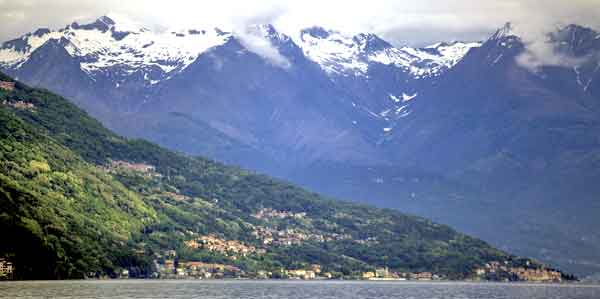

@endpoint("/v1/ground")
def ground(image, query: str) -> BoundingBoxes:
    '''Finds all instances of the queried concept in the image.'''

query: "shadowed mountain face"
[308,24,600,275]
[148,36,383,171]
[2,17,600,276]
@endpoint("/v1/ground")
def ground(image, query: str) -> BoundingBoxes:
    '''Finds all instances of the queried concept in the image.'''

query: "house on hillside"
[286,269,316,280]
[2,100,35,109]
[0,81,15,91]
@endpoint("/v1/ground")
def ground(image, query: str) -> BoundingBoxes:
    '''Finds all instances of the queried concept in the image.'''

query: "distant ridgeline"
[0,72,575,281]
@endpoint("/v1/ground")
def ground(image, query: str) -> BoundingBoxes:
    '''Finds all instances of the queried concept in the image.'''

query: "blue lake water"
[1,280,599,299]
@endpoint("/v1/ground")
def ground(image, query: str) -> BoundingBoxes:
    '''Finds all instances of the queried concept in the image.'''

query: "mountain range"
[1,15,599,276]
[0,15,479,169]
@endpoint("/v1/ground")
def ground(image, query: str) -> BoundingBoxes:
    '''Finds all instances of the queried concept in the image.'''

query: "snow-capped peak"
[252,24,280,38]
[423,41,482,66]
[98,14,148,33]
[490,22,519,40]
[244,23,295,46]
[68,14,148,37]
[235,24,295,69]
[295,26,480,78]
[353,33,393,52]
[300,26,331,40]
[0,16,232,84]
[486,22,523,50]
[1,18,480,85]
[296,27,371,76]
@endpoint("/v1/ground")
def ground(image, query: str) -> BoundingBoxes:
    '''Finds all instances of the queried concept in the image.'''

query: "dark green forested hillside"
[0,72,570,281]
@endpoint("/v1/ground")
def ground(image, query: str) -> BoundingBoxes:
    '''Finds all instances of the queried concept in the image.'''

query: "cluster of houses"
[161,191,190,202]
[251,226,353,247]
[149,259,446,281]
[127,253,562,282]
[2,100,35,110]
[362,267,441,281]
[251,227,310,246]
[250,209,383,248]
[354,236,380,246]
[152,259,335,280]
[1,80,32,110]
[154,260,242,279]
[281,265,333,280]
[252,208,307,220]
[108,160,158,174]
[0,258,14,280]
[509,267,562,282]
[184,235,264,258]
[473,261,563,282]
[0,81,15,91]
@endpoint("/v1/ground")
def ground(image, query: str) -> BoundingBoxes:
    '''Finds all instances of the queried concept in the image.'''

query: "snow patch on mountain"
[100,14,146,33]
[425,42,482,67]
[296,28,369,76]
[0,30,63,68]
[491,22,519,40]
[402,92,418,102]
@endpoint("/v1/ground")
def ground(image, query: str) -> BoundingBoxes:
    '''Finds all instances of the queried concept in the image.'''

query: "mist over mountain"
[2,15,600,276]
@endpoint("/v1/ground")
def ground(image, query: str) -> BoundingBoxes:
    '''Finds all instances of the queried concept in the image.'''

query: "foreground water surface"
[1,280,599,299]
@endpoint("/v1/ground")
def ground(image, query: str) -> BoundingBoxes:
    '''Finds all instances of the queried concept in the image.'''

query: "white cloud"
[516,38,591,71]
[502,1,600,70]
[0,0,599,49]
[235,26,291,69]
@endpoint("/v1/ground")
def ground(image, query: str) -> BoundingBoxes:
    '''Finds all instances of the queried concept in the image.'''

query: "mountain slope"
[0,72,566,280]
[375,23,600,275]
[0,76,156,279]
[0,16,477,174]
[280,24,600,277]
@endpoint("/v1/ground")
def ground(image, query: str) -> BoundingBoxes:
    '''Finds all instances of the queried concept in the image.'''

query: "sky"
[1,0,599,47]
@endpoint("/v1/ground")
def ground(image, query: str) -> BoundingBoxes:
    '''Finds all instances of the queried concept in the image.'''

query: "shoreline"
[0,279,589,285]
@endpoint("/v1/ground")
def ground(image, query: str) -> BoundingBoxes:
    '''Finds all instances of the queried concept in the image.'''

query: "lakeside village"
[150,255,437,281]
[1,223,564,282]
[132,245,564,282]
[1,256,564,282]
[0,158,564,282]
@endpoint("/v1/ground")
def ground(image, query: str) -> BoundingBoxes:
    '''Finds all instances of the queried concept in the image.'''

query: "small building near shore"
[0,258,15,279]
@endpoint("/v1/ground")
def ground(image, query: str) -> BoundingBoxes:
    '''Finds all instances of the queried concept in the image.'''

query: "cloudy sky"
[1,0,599,46]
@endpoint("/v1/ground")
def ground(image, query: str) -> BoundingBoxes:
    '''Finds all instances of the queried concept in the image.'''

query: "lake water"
[1,280,599,299]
